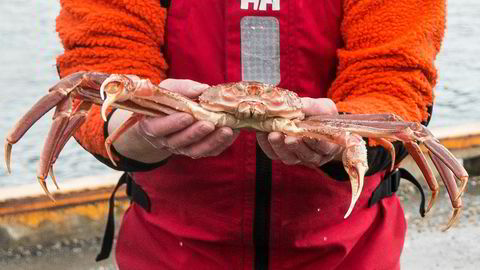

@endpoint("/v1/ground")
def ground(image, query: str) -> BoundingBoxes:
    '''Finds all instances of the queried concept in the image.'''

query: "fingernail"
[141,116,155,125]
[192,84,210,91]
[199,122,214,133]
[138,119,155,137]
[284,159,302,165]
[268,133,282,145]
[220,128,233,137]
[284,137,299,146]
[268,137,280,145]
[179,115,194,126]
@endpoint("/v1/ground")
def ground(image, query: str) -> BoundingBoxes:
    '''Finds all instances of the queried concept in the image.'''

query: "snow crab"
[4,71,469,229]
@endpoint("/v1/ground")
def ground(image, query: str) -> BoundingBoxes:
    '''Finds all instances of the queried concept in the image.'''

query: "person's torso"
[116,1,405,269]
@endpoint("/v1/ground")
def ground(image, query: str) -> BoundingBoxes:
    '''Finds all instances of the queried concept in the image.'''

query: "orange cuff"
[55,0,168,160]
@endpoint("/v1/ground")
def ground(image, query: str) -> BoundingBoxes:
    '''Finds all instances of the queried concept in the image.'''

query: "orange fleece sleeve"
[328,0,445,123]
[56,0,168,160]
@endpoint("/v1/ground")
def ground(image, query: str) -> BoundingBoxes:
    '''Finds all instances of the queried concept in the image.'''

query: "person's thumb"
[301,97,338,116]
[159,79,210,98]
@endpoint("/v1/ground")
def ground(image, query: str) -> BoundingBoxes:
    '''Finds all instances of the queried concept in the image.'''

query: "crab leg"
[48,168,59,189]
[423,139,469,198]
[294,119,371,218]
[5,71,109,198]
[403,142,439,213]
[291,122,369,218]
[311,116,467,182]
[297,118,447,216]
[4,90,66,173]
[372,138,396,172]
[99,75,239,128]
[99,75,201,122]
[307,113,404,122]
[5,72,108,172]
[317,119,468,186]
[285,120,379,218]
[36,98,73,199]
[37,98,95,197]
[305,118,399,170]
[104,113,144,166]
[428,152,463,230]
[342,133,369,218]
[289,114,469,218]
[50,101,92,167]
[46,101,93,189]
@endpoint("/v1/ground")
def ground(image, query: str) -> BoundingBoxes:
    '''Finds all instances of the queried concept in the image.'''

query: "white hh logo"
[241,0,280,11]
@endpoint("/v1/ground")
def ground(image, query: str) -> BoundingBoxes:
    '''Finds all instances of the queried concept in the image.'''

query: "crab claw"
[428,152,463,231]
[4,142,12,174]
[100,75,134,121]
[342,134,369,218]
[376,138,396,173]
[101,95,117,122]
[444,207,462,231]
[49,166,60,190]
[423,139,469,201]
[404,142,439,214]
[37,175,55,201]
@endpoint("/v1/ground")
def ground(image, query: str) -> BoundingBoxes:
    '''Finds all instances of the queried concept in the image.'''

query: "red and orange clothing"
[56,0,445,269]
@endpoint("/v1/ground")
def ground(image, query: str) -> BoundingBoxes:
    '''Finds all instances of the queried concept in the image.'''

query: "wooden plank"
[0,173,124,216]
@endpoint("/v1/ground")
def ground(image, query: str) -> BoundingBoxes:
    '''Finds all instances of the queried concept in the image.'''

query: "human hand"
[135,79,240,159]
[109,79,239,163]
[256,98,343,167]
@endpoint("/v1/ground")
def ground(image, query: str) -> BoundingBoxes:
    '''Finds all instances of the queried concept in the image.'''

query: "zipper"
[254,143,272,269]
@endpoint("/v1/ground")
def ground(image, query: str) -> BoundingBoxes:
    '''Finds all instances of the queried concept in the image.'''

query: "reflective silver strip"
[240,16,281,85]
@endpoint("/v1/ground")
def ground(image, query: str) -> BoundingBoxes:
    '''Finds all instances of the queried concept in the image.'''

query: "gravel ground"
[1,176,479,270]
[400,176,480,270]
[0,237,116,270]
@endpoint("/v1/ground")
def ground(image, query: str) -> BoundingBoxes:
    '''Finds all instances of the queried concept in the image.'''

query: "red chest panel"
[166,0,343,97]
[116,1,406,269]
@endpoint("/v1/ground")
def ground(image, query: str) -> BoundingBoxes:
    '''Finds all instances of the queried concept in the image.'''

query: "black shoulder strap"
[161,0,171,8]
[369,168,426,217]
[95,173,128,261]
[96,172,151,261]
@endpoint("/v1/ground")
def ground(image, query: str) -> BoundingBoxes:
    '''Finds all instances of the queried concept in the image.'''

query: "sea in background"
[0,0,479,187]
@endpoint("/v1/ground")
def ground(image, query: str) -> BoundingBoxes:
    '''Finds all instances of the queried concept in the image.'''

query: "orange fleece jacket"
[56,0,445,161]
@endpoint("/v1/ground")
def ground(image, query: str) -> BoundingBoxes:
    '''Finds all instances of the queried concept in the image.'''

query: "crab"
[4,71,469,230]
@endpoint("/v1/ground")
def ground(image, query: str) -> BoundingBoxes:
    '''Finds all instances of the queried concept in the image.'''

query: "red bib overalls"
[115,1,407,269]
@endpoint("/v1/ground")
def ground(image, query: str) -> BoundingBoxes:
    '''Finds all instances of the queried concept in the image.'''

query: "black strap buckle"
[369,168,426,217]
[96,172,151,261]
